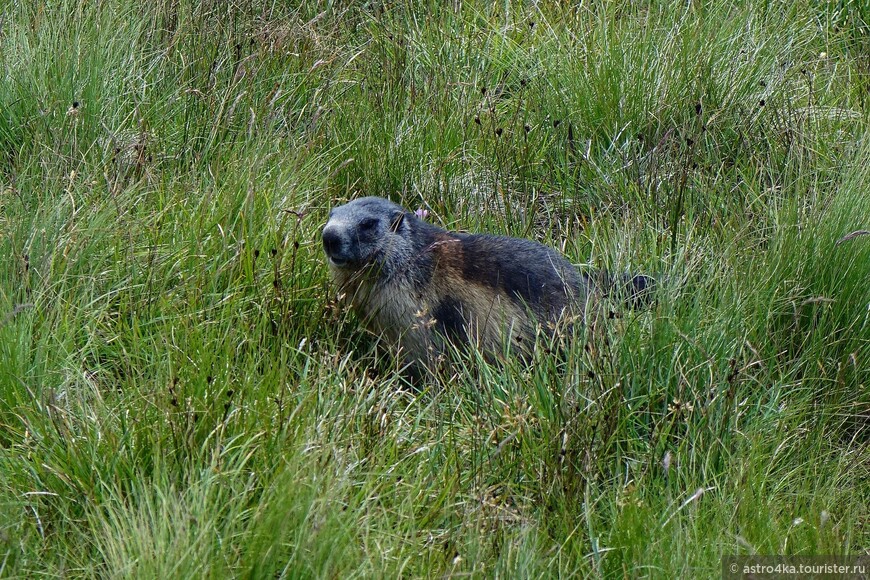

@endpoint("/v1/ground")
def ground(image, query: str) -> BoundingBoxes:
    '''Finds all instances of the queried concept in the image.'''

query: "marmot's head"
[322,197,410,272]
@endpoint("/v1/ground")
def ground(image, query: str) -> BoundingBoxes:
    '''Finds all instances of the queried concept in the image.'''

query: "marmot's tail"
[620,273,656,308]
[587,271,657,308]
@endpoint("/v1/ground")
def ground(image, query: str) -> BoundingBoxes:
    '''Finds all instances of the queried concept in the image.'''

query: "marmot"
[322,196,651,379]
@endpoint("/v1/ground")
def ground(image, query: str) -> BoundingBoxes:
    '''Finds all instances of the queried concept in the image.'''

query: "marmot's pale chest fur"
[322,196,649,378]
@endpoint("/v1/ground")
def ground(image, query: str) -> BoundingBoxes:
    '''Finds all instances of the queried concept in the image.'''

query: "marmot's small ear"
[389,211,405,232]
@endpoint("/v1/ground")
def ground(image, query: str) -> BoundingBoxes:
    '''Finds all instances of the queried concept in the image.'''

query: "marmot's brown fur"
[322,196,651,379]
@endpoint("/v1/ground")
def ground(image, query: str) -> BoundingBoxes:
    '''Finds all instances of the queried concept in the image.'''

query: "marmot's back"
[322,197,636,378]
[449,232,586,319]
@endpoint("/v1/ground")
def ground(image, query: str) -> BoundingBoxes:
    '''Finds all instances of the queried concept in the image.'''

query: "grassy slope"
[0,0,868,577]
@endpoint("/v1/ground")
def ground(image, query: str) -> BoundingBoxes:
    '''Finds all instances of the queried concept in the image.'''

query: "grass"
[1,0,868,577]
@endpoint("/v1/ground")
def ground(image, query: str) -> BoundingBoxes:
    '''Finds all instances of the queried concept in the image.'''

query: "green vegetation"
[1,0,868,576]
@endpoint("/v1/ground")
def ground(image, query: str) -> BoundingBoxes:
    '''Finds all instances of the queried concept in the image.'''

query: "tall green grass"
[1,0,867,577]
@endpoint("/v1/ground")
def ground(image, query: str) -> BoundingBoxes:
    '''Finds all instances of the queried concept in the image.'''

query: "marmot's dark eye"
[360,218,378,231]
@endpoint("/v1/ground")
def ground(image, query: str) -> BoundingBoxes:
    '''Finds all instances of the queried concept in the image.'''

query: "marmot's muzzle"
[321,226,351,266]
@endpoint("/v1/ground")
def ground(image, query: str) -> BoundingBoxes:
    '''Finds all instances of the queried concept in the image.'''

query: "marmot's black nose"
[322,227,347,263]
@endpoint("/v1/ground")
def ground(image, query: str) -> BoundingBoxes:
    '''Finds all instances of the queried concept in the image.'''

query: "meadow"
[0,0,868,577]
